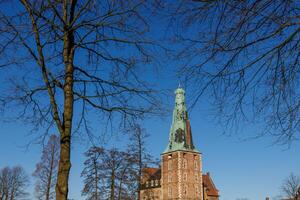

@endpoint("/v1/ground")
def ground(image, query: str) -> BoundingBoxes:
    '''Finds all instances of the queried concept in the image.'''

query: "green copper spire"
[163,86,199,153]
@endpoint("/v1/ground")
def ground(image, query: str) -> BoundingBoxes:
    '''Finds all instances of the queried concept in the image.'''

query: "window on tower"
[168,159,172,170]
[168,187,172,197]
[168,172,172,182]
[183,158,187,169]
[183,185,188,196]
[194,160,198,170]
[183,172,187,182]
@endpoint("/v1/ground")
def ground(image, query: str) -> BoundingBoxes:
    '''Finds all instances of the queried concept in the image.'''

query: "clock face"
[175,128,184,143]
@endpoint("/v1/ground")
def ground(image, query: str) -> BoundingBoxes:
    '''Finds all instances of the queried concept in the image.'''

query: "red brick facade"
[161,151,203,200]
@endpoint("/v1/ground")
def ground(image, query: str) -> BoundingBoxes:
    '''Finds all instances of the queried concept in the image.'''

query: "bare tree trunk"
[110,169,115,200]
[9,186,14,200]
[137,136,142,200]
[117,167,128,200]
[117,174,123,200]
[136,126,143,200]
[55,46,74,200]
[56,132,71,200]
[45,144,55,200]
[55,1,76,199]
[94,160,99,200]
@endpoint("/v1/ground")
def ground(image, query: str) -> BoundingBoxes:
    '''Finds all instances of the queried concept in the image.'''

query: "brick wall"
[161,151,203,200]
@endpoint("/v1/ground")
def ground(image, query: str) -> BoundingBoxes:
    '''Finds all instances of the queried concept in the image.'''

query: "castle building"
[139,87,219,200]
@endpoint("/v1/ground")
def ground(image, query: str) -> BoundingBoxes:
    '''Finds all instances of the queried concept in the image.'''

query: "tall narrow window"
[168,160,172,170]
[195,173,198,182]
[168,172,172,183]
[183,158,187,169]
[194,160,198,170]
[183,172,187,182]
[168,187,172,197]
[183,185,188,196]
[168,155,172,170]
[195,185,199,196]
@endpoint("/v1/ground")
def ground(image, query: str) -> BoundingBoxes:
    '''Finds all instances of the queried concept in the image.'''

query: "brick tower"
[161,87,203,200]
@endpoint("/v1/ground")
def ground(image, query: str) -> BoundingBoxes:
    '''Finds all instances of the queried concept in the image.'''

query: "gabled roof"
[203,172,219,197]
[142,167,161,180]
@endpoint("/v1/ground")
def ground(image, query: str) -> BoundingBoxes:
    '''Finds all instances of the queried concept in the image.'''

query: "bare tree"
[126,123,157,200]
[282,173,300,200]
[0,1,162,199]
[81,147,103,200]
[81,147,136,200]
[0,166,29,200]
[168,0,300,145]
[33,135,60,200]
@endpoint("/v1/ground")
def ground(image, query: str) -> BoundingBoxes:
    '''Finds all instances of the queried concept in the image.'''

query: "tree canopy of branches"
[170,0,300,145]
[81,147,137,200]
[282,173,300,200]
[0,166,29,200]
[0,1,162,199]
[33,135,60,200]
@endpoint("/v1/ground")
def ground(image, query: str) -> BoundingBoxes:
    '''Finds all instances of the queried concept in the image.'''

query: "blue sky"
[0,2,300,200]
[1,78,300,200]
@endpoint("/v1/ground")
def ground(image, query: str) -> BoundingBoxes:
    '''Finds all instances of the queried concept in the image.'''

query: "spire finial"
[178,81,181,88]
